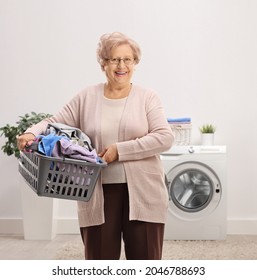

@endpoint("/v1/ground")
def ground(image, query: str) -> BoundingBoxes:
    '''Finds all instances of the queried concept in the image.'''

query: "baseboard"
[0,218,80,235]
[227,218,257,235]
[0,218,24,235]
[1,218,257,235]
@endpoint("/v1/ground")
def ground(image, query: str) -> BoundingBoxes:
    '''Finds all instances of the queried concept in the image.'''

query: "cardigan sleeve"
[25,91,83,136]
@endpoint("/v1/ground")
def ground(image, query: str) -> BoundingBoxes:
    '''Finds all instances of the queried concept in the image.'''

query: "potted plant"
[199,124,216,145]
[0,112,58,240]
[0,112,52,158]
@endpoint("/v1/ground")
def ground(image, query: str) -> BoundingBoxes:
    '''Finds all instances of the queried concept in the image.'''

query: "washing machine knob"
[188,146,195,153]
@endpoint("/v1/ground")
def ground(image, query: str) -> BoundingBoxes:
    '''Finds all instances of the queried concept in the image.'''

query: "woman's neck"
[104,83,132,99]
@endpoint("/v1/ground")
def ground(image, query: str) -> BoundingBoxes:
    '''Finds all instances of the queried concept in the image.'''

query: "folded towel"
[167,117,191,123]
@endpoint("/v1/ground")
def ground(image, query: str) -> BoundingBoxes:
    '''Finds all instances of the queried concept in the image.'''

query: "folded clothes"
[167,117,191,123]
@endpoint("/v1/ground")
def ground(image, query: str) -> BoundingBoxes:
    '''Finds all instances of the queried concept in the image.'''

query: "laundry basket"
[169,123,192,145]
[18,151,106,202]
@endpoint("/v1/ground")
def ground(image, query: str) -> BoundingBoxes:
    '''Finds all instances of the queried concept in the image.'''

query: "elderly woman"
[17,32,174,260]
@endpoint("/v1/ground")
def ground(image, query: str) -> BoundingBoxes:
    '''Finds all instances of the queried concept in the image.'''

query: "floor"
[0,234,82,260]
[1,234,257,260]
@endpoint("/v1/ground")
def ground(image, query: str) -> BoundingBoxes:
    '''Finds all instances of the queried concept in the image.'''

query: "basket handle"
[25,142,39,152]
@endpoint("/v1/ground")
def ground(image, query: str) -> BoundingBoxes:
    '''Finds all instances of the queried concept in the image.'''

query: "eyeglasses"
[107,57,135,65]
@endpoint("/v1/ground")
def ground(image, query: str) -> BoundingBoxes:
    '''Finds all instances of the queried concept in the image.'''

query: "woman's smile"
[114,71,128,77]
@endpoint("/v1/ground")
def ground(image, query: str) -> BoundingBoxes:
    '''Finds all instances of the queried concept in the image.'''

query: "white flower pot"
[201,133,214,145]
[20,177,58,240]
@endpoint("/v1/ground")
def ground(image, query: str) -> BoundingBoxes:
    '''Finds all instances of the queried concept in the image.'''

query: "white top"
[101,95,127,183]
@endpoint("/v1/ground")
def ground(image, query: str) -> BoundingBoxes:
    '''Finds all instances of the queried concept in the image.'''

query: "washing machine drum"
[166,161,222,213]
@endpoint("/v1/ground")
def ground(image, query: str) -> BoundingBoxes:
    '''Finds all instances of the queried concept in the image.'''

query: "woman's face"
[103,44,135,87]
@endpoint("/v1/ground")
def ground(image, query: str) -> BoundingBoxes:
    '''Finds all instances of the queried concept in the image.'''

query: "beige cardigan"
[26,83,174,227]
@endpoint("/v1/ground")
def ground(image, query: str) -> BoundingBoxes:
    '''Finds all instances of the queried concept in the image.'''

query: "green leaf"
[0,112,52,158]
[199,124,216,133]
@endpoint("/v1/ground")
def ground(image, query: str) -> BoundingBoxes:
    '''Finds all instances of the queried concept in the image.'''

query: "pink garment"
[52,138,98,163]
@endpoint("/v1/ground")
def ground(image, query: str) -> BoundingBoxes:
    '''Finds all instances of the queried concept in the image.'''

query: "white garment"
[101,96,127,184]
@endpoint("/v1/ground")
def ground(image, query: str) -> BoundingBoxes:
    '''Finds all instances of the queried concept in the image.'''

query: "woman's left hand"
[98,144,118,164]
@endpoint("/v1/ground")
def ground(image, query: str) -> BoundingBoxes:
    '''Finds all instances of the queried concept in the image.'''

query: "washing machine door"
[166,161,222,220]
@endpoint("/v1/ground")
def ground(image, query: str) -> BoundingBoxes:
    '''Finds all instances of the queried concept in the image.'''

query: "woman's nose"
[117,59,126,67]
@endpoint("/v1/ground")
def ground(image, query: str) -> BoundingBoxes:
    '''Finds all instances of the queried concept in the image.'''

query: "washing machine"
[161,145,227,240]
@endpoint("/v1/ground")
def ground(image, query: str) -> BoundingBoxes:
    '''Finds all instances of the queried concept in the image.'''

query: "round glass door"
[170,169,213,212]
[165,161,222,219]
[168,168,214,213]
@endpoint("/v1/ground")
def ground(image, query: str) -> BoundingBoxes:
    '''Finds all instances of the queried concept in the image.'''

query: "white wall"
[0,0,256,235]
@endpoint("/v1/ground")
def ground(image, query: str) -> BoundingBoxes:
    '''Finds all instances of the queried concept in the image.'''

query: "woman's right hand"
[16,133,36,151]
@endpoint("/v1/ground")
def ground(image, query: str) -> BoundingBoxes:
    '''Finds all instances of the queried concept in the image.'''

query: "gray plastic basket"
[18,151,106,202]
